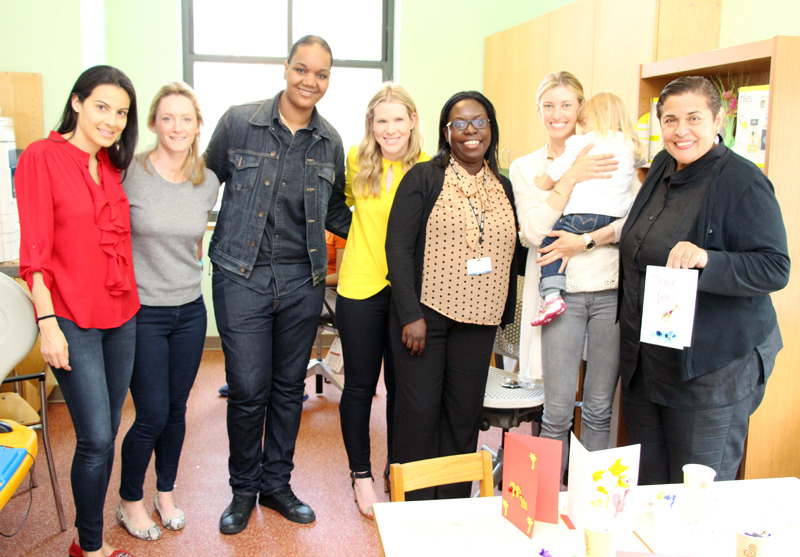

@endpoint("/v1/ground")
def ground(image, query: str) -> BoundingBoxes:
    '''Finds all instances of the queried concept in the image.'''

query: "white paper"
[640,266,699,348]
[467,257,492,276]
[567,433,641,531]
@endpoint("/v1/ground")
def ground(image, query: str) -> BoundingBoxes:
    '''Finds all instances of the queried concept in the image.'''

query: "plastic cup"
[584,525,615,557]
[683,463,717,489]
[735,529,772,556]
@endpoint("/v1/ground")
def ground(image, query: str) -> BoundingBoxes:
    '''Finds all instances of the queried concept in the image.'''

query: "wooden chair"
[389,450,494,502]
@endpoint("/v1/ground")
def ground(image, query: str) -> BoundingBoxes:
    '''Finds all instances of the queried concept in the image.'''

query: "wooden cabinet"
[638,37,800,480]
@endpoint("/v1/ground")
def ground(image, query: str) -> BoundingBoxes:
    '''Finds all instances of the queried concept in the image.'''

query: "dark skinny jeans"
[120,296,207,501]
[337,286,396,474]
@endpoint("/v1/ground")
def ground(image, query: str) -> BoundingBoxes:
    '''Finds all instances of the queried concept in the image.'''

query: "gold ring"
[683,253,691,259]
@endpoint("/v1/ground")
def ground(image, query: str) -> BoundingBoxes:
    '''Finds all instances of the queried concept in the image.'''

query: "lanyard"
[449,157,486,258]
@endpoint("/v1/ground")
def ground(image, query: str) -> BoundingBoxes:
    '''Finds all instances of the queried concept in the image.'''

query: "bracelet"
[552,187,569,198]
[36,314,56,323]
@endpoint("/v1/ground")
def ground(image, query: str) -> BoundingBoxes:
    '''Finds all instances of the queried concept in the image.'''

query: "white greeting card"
[567,434,641,531]
[640,266,698,349]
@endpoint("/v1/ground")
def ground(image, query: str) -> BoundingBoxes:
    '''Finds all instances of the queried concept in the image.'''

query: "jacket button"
[258,211,265,217]
[264,180,271,186]
[250,241,256,247]
[270,151,276,156]
[239,267,246,273]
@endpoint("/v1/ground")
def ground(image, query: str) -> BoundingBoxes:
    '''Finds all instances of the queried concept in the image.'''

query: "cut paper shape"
[567,433,641,531]
[501,433,561,537]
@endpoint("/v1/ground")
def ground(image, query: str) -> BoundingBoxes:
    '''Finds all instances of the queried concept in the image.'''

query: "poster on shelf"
[733,85,769,168]
[639,266,698,348]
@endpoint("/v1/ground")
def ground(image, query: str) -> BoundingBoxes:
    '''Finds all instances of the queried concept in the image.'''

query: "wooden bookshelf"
[638,36,800,480]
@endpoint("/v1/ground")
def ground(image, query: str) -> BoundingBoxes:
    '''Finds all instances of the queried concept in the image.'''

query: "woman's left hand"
[537,230,585,272]
[667,241,708,269]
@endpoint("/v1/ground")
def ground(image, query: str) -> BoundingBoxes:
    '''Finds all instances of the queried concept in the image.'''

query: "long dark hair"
[432,91,500,175]
[55,65,138,172]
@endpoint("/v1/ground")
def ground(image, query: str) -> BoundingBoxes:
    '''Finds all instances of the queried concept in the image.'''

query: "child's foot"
[532,294,565,326]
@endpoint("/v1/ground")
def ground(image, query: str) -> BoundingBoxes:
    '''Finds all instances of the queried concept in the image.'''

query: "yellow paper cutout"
[597,486,609,496]
[526,516,533,534]
[510,481,521,498]
[592,469,605,482]
[520,496,528,511]
[616,475,630,489]
[502,499,509,516]
[530,453,537,470]
[608,458,629,477]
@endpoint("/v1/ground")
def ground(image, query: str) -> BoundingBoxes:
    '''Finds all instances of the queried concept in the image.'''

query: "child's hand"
[534,172,554,191]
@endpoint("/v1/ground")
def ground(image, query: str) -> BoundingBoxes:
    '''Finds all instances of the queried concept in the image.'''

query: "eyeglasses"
[446,118,490,131]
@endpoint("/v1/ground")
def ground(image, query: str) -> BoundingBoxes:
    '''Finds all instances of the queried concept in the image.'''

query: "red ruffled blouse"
[17,132,139,329]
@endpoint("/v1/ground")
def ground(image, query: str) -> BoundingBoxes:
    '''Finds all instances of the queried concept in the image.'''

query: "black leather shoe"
[259,486,316,524]
[219,494,256,535]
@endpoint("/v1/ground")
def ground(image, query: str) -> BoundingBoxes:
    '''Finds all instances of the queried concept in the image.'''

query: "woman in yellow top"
[337,83,429,519]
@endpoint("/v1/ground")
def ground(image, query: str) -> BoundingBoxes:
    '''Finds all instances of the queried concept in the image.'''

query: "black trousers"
[622,367,766,485]
[391,303,497,500]
[337,286,395,474]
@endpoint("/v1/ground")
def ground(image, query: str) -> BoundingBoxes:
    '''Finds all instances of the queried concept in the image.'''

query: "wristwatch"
[583,233,596,251]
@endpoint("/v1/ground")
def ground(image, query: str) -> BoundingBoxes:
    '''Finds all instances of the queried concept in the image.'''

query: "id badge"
[467,257,492,276]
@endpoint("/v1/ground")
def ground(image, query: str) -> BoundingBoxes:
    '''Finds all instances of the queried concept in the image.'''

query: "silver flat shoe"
[116,503,162,541]
[155,495,186,531]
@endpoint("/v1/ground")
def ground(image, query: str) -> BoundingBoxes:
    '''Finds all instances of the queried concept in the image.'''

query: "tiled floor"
[0,350,532,557]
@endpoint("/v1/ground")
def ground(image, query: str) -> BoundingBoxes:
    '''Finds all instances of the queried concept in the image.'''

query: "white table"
[374,493,649,557]
[633,477,800,556]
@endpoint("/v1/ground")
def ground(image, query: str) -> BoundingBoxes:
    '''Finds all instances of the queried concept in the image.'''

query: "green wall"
[397,0,576,151]
[720,0,800,47]
[0,0,83,133]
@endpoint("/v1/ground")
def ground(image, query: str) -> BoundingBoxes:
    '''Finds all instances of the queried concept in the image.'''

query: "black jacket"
[619,143,790,383]
[386,160,520,328]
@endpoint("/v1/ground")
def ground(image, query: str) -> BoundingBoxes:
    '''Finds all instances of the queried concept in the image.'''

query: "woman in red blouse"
[16,66,140,557]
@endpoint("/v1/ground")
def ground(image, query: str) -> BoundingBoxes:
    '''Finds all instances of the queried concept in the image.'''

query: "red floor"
[0,350,531,557]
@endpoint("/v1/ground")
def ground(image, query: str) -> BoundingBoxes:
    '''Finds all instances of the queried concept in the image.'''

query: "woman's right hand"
[401,318,427,356]
[562,143,618,184]
[38,318,71,370]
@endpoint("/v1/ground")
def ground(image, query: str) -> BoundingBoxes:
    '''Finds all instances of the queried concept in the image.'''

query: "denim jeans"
[337,286,395,474]
[119,296,207,501]
[540,290,619,483]
[539,214,617,297]
[212,268,324,495]
[51,316,136,552]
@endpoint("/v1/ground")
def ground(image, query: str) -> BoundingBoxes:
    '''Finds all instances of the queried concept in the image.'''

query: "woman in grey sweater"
[116,82,219,540]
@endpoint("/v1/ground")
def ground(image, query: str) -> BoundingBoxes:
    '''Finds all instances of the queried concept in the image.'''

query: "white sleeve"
[546,134,590,181]
[511,157,561,247]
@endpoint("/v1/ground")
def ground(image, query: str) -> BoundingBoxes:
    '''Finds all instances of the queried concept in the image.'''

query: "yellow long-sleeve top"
[337,144,431,300]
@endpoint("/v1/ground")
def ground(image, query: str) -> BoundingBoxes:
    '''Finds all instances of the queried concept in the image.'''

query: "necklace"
[277,98,295,135]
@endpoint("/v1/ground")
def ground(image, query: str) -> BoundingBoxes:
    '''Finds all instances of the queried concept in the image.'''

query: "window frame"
[180,0,395,86]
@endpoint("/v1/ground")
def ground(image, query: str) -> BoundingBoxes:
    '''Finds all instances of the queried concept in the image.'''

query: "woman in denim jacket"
[204,35,351,535]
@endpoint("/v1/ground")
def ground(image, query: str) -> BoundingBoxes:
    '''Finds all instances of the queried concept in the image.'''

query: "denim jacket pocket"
[228,151,263,192]
[315,164,334,200]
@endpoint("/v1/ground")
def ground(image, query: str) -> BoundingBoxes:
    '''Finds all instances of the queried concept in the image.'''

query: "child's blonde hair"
[579,92,647,161]
[353,82,423,199]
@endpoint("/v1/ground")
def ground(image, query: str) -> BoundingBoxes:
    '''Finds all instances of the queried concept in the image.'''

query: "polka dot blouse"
[420,160,516,325]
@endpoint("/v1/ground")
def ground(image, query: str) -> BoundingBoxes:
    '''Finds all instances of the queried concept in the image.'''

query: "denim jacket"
[205,92,351,286]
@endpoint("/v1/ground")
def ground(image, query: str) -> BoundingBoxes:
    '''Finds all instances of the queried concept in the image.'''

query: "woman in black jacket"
[386,91,519,500]
[618,76,789,484]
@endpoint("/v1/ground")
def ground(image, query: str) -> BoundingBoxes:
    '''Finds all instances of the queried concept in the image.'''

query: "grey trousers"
[540,290,620,483]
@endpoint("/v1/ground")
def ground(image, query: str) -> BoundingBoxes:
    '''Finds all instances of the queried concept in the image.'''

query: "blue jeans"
[540,290,620,483]
[212,268,324,495]
[51,316,136,553]
[539,214,617,297]
[119,296,207,501]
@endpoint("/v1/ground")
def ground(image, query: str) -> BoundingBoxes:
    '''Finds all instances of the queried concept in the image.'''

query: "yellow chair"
[389,450,495,502]
[0,419,37,510]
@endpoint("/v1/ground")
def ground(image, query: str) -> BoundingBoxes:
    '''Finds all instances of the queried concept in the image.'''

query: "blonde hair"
[579,92,647,161]
[536,71,585,106]
[142,81,206,185]
[353,83,423,199]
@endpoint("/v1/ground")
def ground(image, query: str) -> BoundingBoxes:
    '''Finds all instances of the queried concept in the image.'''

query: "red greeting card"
[501,432,562,538]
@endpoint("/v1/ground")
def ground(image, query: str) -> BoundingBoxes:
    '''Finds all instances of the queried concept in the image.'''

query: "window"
[181,0,395,154]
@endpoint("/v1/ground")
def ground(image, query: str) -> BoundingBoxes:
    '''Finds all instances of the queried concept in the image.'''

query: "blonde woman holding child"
[512,72,639,484]
[337,83,429,518]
